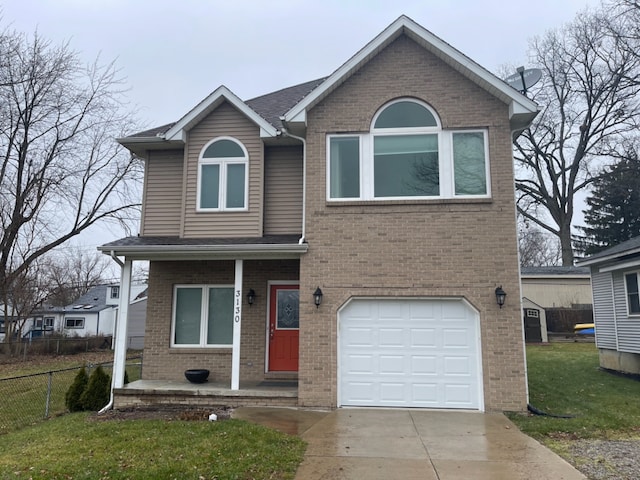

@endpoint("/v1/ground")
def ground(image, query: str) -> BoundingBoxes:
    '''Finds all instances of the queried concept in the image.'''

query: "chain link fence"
[0,357,142,435]
[4,335,113,357]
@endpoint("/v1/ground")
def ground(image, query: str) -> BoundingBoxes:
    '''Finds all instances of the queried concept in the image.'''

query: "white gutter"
[279,121,307,244]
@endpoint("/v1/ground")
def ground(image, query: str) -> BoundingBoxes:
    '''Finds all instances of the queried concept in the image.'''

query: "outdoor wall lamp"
[247,289,256,307]
[313,287,323,308]
[495,286,507,308]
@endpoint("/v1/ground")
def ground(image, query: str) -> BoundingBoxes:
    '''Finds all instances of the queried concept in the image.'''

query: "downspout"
[279,120,307,244]
[99,251,126,414]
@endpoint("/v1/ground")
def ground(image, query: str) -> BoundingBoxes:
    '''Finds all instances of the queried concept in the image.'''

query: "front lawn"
[0,413,306,480]
[508,343,640,439]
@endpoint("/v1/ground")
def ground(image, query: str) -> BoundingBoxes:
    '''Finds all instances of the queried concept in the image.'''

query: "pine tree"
[80,365,111,411]
[578,152,640,256]
[65,367,89,412]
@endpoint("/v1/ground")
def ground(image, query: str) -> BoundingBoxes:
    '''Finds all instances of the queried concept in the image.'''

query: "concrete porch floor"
[233,407,586,480]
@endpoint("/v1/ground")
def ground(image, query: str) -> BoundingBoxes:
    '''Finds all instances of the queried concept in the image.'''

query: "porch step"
[264,372,298,381]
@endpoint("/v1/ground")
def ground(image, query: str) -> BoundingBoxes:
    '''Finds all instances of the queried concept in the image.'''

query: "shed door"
[339,299,482,409]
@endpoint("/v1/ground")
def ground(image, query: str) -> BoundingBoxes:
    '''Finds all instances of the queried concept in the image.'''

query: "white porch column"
[113,258,132,389]
[231,259,243,390]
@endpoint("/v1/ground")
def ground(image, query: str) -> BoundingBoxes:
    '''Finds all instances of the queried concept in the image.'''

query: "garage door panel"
[379,355,405,374]
[411,383,439,404]
[344,326,375,347]
[411,355,437,375]
[379,328,404,347]
[340,299,481,409]
[380,382,406,402]
[443,356,472,375]
[410,328,437,347]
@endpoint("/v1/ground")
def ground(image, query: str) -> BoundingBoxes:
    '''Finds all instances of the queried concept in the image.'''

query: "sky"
[1,0,597,262]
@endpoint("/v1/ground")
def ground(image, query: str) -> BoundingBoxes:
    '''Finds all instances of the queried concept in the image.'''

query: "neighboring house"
[520,266,592,308]
[100,16,538,412]
[31,284,146,340]
[578,236,640,375]
[126,291,147,350]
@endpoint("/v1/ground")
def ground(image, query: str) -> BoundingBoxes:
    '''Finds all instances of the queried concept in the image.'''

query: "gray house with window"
[578,236,640,374]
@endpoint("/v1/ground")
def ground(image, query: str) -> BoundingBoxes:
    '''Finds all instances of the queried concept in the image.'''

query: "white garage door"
[339,299,482,409]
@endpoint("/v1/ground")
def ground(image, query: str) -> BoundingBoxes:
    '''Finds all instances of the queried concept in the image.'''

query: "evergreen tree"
[577,152,640,256]
[65,367,89,412]
[80,366,111,411]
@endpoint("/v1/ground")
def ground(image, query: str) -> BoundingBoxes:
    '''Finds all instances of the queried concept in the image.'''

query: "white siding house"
[578,237,640,374]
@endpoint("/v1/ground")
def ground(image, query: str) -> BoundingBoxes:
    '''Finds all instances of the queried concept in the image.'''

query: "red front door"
[268,284,299,371]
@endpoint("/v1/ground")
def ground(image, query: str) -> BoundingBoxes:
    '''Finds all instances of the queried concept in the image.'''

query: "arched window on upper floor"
[197,137,248,211]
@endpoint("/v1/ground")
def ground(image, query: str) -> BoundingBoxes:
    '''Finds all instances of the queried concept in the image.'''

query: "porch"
[114,379,299,409]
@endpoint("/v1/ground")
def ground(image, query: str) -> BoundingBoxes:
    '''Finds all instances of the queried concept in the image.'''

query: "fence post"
[56,339,60,355]
[45,372,53,418]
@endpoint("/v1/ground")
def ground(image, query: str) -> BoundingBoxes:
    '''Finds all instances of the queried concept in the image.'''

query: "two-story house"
[101,16,538,412]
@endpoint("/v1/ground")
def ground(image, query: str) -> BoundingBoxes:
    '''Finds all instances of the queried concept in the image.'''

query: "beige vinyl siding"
[183,102,263,238]
[264,146,303,235]
[141,149,184,236]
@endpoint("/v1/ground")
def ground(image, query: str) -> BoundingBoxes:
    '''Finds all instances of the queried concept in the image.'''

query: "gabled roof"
[164,86,278,142]
[283,15,539,134]
[577,236,640,267]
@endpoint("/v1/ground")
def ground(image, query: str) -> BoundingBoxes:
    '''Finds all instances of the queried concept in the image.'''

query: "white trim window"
[624,272,640,315]
[111,286,120,299]
[197,137,249,211]
[65,318,84,329]
[327,99,490,201]
[44,317,55,329]
[171,285,234,347]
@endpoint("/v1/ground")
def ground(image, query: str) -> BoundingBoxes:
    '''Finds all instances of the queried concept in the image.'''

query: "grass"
[507,342,640,439]
[0,352,141,434]
[0,413,306,480]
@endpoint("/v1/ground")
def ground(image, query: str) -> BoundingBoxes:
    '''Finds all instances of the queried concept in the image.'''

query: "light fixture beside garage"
[495,286,507,308]
[313,287,323,308]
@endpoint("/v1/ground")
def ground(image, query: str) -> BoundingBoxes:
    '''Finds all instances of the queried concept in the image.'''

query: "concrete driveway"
[233,407,586,480]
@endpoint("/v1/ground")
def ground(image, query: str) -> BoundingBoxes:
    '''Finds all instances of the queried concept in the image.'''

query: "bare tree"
[514,2,640,265]
[0,25,142,346]
[518,221,562,267]
[42,249,110,307]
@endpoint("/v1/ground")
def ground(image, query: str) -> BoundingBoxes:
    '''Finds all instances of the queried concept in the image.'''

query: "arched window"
[372,100,441,197]
[327,99,489,200]
[198,137,248,211]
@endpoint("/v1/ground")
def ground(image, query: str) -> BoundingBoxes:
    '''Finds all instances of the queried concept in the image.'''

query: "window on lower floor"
[172,285,234,347]
[44,317,54,328]
[65,318,84,329]
[625,272,640,315]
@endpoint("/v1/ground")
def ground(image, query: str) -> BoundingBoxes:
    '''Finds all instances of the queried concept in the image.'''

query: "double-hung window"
[327,99,489,201]
[172,285,234,347]
[625,272,640,315]
[198,137,248,211]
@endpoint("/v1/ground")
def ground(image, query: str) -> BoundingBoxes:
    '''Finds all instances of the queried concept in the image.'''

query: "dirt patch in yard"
[89,406,233,422]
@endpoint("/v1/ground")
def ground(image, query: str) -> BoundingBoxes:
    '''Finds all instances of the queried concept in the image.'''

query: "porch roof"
[98,235,308,261]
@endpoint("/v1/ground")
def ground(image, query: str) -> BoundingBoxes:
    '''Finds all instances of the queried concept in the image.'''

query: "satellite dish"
[504,67,542,95]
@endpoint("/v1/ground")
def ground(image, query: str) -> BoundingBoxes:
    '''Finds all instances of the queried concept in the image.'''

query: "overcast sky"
[1,0,596,261]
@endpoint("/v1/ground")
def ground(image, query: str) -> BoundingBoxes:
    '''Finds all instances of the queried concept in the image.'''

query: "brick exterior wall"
[297,35,527,412]
[143,259,299,383]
